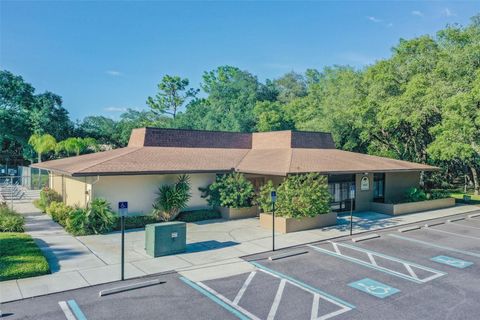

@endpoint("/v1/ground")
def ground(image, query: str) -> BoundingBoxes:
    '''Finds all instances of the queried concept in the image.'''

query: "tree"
[274,71,307,104]
[198,65,262,132]
[147,75,198,120]
[28,133,56,163]
[253,101,294,132]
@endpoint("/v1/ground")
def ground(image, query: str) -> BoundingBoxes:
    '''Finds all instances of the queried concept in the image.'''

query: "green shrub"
[404,188,450,203]
[258,173,331,219]
[38,187,62,212]
[0,204,24,232]
[153,174,192,221]
[46,201,72,226]
[202,173,255,208]
[405,187,427,202]
[66,207,88,236]
[86,198,117,234]
[176,209,221,222]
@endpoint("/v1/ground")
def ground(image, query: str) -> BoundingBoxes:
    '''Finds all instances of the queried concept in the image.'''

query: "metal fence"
[0,167,49,209]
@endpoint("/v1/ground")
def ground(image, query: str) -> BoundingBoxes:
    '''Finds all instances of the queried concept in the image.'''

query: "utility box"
[145,222,186,257]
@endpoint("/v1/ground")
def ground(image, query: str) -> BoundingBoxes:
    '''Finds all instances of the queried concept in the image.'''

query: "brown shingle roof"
[32,129,437,176]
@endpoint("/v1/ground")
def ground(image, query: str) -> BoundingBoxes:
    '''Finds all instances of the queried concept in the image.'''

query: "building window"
[373,173,385,202]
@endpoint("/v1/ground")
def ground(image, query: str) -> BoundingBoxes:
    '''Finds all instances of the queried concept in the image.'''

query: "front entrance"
[328,174,355,212]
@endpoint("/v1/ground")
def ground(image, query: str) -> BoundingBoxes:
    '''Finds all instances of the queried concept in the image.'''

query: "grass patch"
[450,193,480,205]
[0,204,25,232]
[176,209,221,222]
[0,233,50,281]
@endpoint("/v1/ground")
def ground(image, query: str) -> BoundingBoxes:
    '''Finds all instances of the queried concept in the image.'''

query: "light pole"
[271,190,277,251]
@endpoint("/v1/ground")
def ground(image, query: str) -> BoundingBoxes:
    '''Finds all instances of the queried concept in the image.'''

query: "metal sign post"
[271,190,277,252]
[118,201,128,281]
[349,185,355,236]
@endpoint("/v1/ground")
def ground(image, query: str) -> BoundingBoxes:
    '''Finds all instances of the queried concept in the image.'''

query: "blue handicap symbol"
[431,255,473,269]
[348,278,400,299]
[118,201,128,209]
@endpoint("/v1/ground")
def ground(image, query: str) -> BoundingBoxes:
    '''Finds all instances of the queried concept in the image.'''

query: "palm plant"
[29,133,56,188]
[153,174,191,221]
[28,133,57,163]
[85,198,117,234]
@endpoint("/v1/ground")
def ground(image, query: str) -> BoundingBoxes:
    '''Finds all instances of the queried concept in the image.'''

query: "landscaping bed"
[0,232,50,281]
[370,198,455,215]
[260,211,337,233]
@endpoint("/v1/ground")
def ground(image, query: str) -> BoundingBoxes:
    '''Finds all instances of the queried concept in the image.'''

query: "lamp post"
[271,190,277,251]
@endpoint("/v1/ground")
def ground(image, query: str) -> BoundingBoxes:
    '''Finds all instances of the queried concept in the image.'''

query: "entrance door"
[328,175,355,212]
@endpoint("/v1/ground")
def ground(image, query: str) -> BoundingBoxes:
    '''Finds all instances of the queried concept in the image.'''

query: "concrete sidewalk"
[1,201,478,303]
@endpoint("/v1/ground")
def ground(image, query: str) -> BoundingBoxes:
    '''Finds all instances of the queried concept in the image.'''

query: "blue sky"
[1,1,479,121]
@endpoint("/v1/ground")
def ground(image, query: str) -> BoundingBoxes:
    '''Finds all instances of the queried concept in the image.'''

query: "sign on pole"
[118,201,128,217]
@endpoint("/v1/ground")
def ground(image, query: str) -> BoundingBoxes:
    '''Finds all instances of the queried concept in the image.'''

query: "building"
[31,128,436,215]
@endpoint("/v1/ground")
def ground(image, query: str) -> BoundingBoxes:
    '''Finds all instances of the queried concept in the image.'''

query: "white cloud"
[105,70,122,76]
[104,107,127,113]
[367,16,382,23]
[442,8,456,17]
[411,10,424,17]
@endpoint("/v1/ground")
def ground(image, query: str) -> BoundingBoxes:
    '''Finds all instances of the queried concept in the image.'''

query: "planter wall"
[370,197,455,216]
[259,212,337,234]
[219,206,258,219]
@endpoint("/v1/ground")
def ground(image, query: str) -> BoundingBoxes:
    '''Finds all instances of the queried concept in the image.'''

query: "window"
[373,173,385,202]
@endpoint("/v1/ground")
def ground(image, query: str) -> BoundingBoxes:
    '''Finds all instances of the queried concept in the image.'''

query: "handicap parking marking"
[58,300,87,320]
[348,278,400,299]
[308,242,446,284]
[181,262,355,320]
[431,256,474,269]
[388,234,480,259]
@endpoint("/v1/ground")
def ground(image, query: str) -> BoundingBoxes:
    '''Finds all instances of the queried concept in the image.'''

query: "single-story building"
[31,128,436,215]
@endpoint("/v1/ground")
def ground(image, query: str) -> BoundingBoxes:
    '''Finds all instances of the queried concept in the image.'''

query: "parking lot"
[2,210,480,320]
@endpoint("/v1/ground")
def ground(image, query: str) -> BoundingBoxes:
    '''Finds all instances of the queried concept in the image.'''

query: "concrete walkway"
[1,201,478,303]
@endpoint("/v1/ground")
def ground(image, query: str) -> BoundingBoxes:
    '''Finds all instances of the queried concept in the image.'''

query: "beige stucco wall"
[384,171,420,203]
[49,173,63,197]
[49,173,92,208]
[92,173,216,215]
[355,173,374,212]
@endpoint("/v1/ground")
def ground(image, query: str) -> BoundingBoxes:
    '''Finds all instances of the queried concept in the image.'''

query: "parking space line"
[67,300,87,320]
[180,277,254,320]
[308,242,445,284]
[251,261,355,310]
[233,271,256,305]
[425,227,480,240]
[266,279,286,320]
[388,233,480,259]
[450,221,480,230]
[58,301,76,320]
[311,294,320,320]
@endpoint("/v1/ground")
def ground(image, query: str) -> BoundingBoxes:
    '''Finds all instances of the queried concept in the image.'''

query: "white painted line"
[367,252,378,267]
[232,271,256,305]
[196,282,261,320]
[450,222,480,230]
[352,234,380,242]
[267,279,286,320]
[398,226,421,233]
[332,242,341,254]
[58,301,76,320]
[311,294,320,320]
[99,279,163,297]
[404,264,418,280]
[269,249,308,261]
[425,227,480,241]
[388,234,480,259]
[310,242,446,283]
